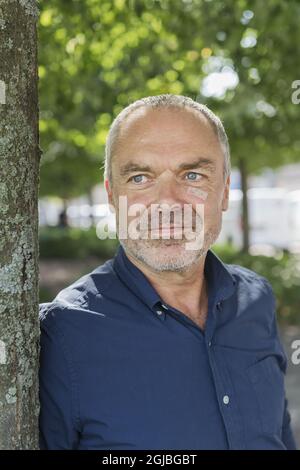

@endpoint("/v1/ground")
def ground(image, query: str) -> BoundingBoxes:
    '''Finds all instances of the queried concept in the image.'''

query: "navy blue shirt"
[39,245,297,450]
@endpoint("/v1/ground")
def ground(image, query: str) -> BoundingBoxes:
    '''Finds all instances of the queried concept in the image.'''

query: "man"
[39,94,296,450]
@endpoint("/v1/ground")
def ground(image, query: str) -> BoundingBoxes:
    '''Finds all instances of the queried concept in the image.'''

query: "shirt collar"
[204,249,236,310]
[112,245,162,311]
[112,244,236,315]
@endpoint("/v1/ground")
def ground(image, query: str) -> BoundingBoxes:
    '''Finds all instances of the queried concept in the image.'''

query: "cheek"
[193,190,224,224]
[185,186,208,203]
[122,194,153,223]
[203,196,224,226]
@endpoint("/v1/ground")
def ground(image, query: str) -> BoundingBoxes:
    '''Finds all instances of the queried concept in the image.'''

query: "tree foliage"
[38,0,300,198]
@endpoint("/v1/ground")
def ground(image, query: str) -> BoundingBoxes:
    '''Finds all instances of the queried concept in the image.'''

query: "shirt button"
[223,395,230,405]
[208,341,212,347]
[156,310,163,316]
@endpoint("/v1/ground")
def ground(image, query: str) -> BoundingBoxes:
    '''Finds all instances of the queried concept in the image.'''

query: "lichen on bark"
[0,0,40,450]
[19,0,39,18]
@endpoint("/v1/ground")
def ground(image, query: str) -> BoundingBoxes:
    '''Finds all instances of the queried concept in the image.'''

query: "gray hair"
[104,94,230,184]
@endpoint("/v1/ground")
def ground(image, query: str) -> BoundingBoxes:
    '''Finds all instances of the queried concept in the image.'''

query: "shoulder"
[226,263,288,371]
[223,262,277,328]
[227,262,275,302]
[39,257,116,331]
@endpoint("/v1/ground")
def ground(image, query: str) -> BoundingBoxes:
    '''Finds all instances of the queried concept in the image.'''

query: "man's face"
[105,106,230,272]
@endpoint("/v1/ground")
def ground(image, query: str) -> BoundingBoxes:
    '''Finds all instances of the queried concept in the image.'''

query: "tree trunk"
[0,0,40,449]
[239,156,250,253]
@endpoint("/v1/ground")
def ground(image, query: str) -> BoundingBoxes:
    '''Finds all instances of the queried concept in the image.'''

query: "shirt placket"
[204,299,246,450]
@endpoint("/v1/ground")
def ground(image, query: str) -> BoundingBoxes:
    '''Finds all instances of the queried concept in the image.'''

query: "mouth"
[151,225,183,229]
[149,224,195,230]
[145,226,196,239]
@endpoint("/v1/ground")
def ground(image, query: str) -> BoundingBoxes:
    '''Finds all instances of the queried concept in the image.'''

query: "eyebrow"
[119,157,216,178]
[177,157,216,172]
[119,163,153,178]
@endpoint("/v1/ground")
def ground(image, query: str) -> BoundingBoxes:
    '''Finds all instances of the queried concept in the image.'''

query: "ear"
[222,175,230,211]
[105,179,114,208]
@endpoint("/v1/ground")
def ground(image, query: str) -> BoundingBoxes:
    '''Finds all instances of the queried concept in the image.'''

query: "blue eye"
[131,174,147,184]
[185,172,201,181]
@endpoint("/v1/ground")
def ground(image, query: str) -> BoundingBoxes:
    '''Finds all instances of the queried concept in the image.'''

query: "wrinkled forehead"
[117,105,216,143]
[112,106,224,172]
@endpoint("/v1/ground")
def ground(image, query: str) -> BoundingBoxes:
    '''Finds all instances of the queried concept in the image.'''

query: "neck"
[125,250,209,329]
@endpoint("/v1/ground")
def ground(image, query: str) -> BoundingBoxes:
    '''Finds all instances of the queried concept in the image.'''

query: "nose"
[154,170,184,207]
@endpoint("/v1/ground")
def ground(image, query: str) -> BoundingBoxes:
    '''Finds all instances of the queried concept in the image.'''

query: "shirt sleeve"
[266,279,298,450]
[282,398,297,450]
[39,317,81,449]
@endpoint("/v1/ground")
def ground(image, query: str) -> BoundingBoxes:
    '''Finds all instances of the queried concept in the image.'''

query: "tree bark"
[0,0,40,449]
[239,156,250,253]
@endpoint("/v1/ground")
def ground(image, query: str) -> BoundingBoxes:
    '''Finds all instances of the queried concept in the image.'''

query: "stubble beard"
[119,227,221,273]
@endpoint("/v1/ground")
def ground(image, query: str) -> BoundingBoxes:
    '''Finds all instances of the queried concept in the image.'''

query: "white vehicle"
[219,188,293,251]
[248,188,290,249]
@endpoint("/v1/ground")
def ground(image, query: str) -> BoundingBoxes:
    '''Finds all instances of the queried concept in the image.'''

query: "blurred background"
[38,0,300,445]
